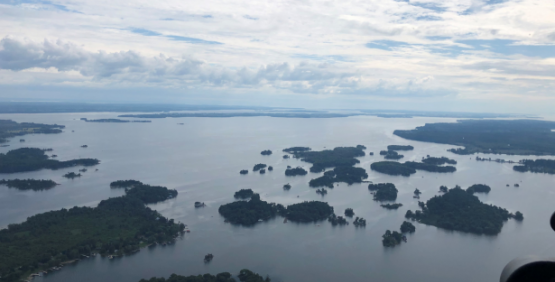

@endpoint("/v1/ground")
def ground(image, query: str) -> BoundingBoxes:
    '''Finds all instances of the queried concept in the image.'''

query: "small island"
[123,182,178,204]
[283,147,311,153]
[138,269,271,282]
[316,188,328,196]
[63,172,81,179]
[466,184,491,194]
[514,159,555,174]
[261,150,272,156]
[387,145,414,151]
[400,221,416,233]
[253,164,267,171]
[234,189,254,199]
[405,187,521,235]
[0,179,57,191]
[0,148,99,173]
[284,146,365,173]
[283,183,291,190]
[381,203,403,210]
[268,166,273,171]
[0,119,64,144]
[422,156,457,165]
[370,161,456,176]
[259,169,266,174]
[368,183,398,201]
[285,166,308,176]
[344,208,354,217]
[353,217,366,227]
[308,166,368,188]
[240,169,248,175]
[284,201,334,223]
[110,180,144,188]
[81,118,151,123]
[380,150,404,160]
[219,194,284,226]
[382,230,404,247]
[328,214,348,226]
[439,185,448,193]
[283,155,290,159]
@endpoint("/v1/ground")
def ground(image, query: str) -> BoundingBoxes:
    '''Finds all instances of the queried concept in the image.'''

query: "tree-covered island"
[0,179,57,191]
[260,150,272,156]
[284,201,334,223]
[368,183,398,201]
[344,208,354,217]
[218,194,284,226]
[283,184,291,190]
[381,203,403,210]
[240,170,248,175]
[393,119,555,155]
[138,269,271,282]
[0,189,185,282]
[110,180,178,204]
[282,147,311,154]
[382,230,404,247]
[0,119,64,143]
[328,214,348,226]
[370,161,456,176]
[380,150,404,160]
[308,166,368,188]
[387,145,414,151]
[514,159,555,174]
[234,189,254,199]
[400,221,416,233]
[253,164,267,171]
[110,180,144,189]
[422,156,457,165]
[63,172,81,179]
[466,184,491,194]
[404,187,522,235]
[283,146,365,173]
[0,148,99,173]
[285,167,308,176]
[353,217,366,227]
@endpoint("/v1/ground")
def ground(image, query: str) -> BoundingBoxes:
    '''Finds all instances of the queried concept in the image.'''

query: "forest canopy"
[513,159,555,174]
[138,269,271,282]
[286,146,365,173]
[0,119,64,143]
[0,179,57,191]
[308,166,368,188]
[0,148,99,173]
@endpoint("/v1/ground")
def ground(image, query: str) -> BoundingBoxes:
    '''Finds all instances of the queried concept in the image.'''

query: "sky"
[0,0,555,113]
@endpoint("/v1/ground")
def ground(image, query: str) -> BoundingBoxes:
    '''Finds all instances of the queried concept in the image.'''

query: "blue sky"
[0,0,554,113]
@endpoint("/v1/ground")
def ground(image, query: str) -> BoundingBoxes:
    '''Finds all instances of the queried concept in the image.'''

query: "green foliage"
[405,187,514,235]
[315,188,327,195]
[218,194,283,226]
[381,203,403,210]
[253,164,267,171]
[289,146,365,173]
[439,185,448,193]
[400,221,416,233]
[124,183,178,204]
[285,201,334,223]
[387,145,414,151]
[0,148,99,173]
[380,150,404,160]
[513,211,524,221]
[63,172,81,179]
[285,167,307,176]
[328,214,348,226]
[0,119,64,143]
[234,189,254,199]
[110,180,144,188]
[260,150,272,156]
[370,161,416,176]
[404,162,456,173]
[368,183,398,201]
[353,217,366,227]
[514,159,555,174]
[344,208,354,217]
[0,179,57,191]
[422,157,457,165]
[394,119,555,155]
[283,184,291,190]
[0,196,184,282]
[239,170,248,175]
[282,147,311,153]
[308,166,368,188]
[466,184,491,194]
[382,230,403,247]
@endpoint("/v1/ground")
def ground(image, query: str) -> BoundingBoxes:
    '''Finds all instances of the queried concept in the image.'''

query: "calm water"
[1,113,555,282]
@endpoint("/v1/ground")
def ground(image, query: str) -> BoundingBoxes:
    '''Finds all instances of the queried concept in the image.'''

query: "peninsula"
[0,148,99,173]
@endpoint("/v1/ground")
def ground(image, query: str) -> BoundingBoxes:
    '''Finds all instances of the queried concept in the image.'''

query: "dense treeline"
[381,203,403,210]
[382,230,404,247]
[513,159,555,174]
[218,194,284,226]
[260,150,272,156]
[466,184,491,194]
[380,150,404,160]
[0,195,184,282]
[370,162,416,176]
[404,162,456,173]
[344,208,354,217]
[308,166,368,188]
[0,148,99,173]
[394,119,555,155]
[404,187,520,235]
[253,164,267,171]
[282,147,311,153]
[387,145,414,151]
[0,119,64,143]
[285,201,334,223]
[110,180,144,188]
[139,269,271,282]
[328,214,348,226]
[288,146,365,173]
[63,172,81,179]
[234,189,254,199]
[422,157,457,165]
[285,167,308,176]
[368,183,398,201]
[239,170,248,175]
[400,221,416,233]
[0,179,57,191]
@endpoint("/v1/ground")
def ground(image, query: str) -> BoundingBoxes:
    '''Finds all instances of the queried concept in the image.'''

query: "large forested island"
[218,194,284,226]
[405,187,521,235]
[368,183,398,201]
[0,190,185,282]
[0,119,64,143]
[394,119,555,155]
[110,180,144,188]
[283,146,365,172]
[284,201,334,223]
[110,180,178,203]
[513,159,555,174]
[308,166,368,188]
[0,148,99,173]
[370,161,456,176]
[139,269,271,282]
[0,179,57,191]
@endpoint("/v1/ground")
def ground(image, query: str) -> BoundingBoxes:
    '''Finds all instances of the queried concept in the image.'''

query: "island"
[368,183,398,201]
[404,187,522,235]
[316,188,328,196]
[240,170,248,175]
[344,208,354,217]
[382,230,404,247]
[234,189,254,199]
[328,214,348,226]
[393,119,555,155]
[400,221,416,233]
[259,169,266,174]
[285,166,308,176]
[80,118,151,123]
[0,148,99,173]
[253,164,267,171]
[283,183,291,190]
[353,217,366,227]
[0,119,64,144]
[387,145,414,151]
[0,190,185,282]
[261,150,272,155]
[283,155,290,159]
[381,203,403,210]
[380,150,404,160]
[308,166,368,188]
[268,166,273,171]
[218,194,284,226]
[63,172,81,179]
[370,161,456,176]
[0,179,57,191]
[284,201,334,223]
[282,147,311,153]
[110,180,144,188]
[123,182,178,204]
[422,156,457,165]
[466,184,491,194]
[514,159,555,174]
[439,185,448,193]
[284,146,365,173]
[138,269,271,282]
